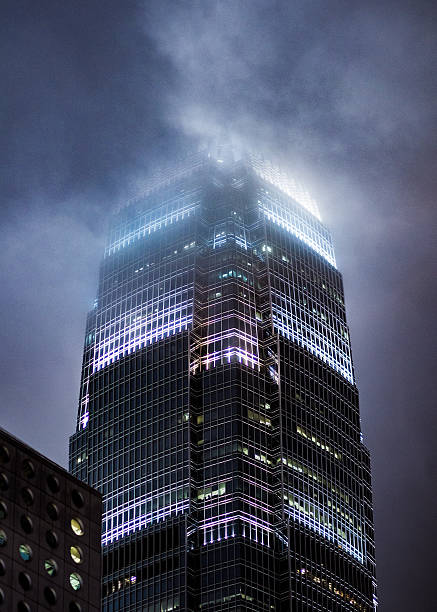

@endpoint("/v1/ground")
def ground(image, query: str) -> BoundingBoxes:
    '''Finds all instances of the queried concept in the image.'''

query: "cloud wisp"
[1,2,436,610]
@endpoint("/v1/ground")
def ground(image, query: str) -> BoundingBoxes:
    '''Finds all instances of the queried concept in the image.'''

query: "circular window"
[20,515,33,535]
[44,558,58,577]
[44,586,57,605]
[0,473,8,491]
[45,530,58,549]
[17,602,31,612]
[0,501,7,519]
[46,475,60,494]
[18,544,32,562]
[18,571,32,590]
[70,518,84,536]
[0,529,7,546]
[46,502,59,521]
[22,460,35,479]
[69,572,83,591]
[0,446,10,464]
[0,559,6,576]
[20,488,34,506]
[71,490,84,508]
[69,602,81,612]
[70,546,83,564]
[0,586,4,604]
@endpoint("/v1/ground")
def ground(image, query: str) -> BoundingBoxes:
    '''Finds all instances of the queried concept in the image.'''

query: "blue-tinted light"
[272,304,354,383]
[93,302,193,372]
[259,198,336,267]
[105,201,200,257]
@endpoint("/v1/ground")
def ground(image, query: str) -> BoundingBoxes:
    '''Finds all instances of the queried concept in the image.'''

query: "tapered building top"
[70,149,376,611]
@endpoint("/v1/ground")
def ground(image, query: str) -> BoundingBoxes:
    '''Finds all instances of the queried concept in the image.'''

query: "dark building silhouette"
[0,427,101,612]
[70,150,377,611]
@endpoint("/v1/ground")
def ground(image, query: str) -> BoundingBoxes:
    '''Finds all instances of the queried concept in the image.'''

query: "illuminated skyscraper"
[70,150,377,611]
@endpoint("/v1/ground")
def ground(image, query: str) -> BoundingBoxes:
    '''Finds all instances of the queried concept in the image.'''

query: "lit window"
[18,544,32,562]
[69,572,83,591]
[70,518,85,536]
[44,559,58,577]
[70,546,83,564]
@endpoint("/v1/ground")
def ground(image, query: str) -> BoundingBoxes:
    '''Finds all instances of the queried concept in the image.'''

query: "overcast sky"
[1,2,436,610]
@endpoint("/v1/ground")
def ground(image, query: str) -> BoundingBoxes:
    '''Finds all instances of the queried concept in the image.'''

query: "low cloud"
[1,2,436,609]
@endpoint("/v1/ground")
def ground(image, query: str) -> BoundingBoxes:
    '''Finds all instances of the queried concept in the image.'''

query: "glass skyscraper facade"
[69,150,377,611]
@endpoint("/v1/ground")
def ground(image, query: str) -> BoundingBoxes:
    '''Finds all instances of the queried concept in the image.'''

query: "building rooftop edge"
[120,149,321,221]
[0,426,101,498]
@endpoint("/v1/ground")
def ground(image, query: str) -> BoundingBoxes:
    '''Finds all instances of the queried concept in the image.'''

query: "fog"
[1,2,436,609]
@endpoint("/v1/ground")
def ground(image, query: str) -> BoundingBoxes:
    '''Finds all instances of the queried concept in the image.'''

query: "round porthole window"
[69,572,83,591]
[44,558,58,577]
[45,530,58,549]
[0,446,9,464]
[0,586,4,603]
[22,460,35,479]
[69,602,82,612]
[20,488,34,506]
[70,518,84,536]
[70,546,83,564]
[0,559,6,576]
[18,571,32,591]
[0,529,7,547]
[46,502,59,521]
[44,586,57,605]
[46,475,60,494]
[20,515,33,535]
[0,501,7,520]
[0,473,9,491]
[71,490,84,508]
[17,602,31,612]
[18,544,32,562]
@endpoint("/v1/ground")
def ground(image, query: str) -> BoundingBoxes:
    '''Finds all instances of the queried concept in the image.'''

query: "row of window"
[0,490,84,530]
[0,597,83,612]
[0,447,86,507]
[3,548,82,587]
[297,567,367,611]
[0,544,83,609]
[0,524,85,563]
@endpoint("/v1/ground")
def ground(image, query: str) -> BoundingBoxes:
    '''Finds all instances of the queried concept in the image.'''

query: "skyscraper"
[70,149,377,611]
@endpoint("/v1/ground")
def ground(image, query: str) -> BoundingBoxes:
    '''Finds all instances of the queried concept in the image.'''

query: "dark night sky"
[1,1,436,609]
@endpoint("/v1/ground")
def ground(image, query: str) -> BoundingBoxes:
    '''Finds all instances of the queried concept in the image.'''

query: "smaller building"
[0,427,101,612]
